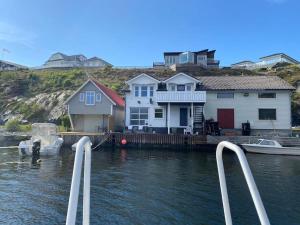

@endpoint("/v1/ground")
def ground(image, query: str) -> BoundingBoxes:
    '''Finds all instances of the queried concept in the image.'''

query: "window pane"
[259,109,276,120]
[130,107,139,113]
[141,86,148,97]
[140,114,148,119]
[140,108,148,113]
[150,86,154,97]
[177,85,185,91]
[134,86,139,97]
[217,92,234,98]
[258,93,276,98]
[130,114,139,119]
[186,85,192,91]
[130,120,139,125]
[79,93,84,102]
[155,108,163,118]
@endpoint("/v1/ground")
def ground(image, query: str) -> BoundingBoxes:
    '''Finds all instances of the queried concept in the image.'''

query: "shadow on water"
[0,144,299,225]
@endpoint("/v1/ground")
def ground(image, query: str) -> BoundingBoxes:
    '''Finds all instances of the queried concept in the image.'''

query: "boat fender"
[121,139,127,145]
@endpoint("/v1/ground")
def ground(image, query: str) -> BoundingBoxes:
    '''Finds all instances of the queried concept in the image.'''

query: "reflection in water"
[0,147,299,224]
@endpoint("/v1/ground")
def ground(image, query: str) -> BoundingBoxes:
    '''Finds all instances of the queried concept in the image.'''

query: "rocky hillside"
[0,64,299,125]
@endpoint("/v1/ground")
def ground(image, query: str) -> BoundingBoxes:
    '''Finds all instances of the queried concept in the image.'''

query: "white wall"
[204,91,292,130]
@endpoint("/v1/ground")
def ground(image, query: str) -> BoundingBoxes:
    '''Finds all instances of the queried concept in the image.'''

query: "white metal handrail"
[216,141,270,225]
[66,136,92,225]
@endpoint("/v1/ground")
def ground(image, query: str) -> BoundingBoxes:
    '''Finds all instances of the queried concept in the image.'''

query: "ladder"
[216,141,270,225]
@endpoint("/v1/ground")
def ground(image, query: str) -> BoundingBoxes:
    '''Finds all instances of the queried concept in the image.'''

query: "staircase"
[193,106,204,134]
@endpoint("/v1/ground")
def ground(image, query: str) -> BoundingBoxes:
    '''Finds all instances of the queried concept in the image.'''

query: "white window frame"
[141,86,148,97]
[96,93,101,102]
[186,84,192,91]
[134,86,139,97]
[154,108,164,119]
[79,92,84,102]
[150,86,154,97]
[85,91,95,105]
[130,107,149,125]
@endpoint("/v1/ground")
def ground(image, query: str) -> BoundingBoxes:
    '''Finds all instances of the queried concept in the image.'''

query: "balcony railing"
[155,91,206,103]
[207,59,220,64]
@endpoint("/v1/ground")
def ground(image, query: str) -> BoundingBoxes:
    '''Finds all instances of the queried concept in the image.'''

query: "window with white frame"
[169,84,176,91]
[177,84,185,91]
[186,84,192,91]
[134,86,139,97]
[141,86,148,97]
[258,93,276,98]
[154,108,163,118]
[79,93,84,102]
[217,92,234,98]
[130,107,148,125]
[259,109,276,120]
[150,86,154,97]
[85,91,95,105]
[96,93,101,102]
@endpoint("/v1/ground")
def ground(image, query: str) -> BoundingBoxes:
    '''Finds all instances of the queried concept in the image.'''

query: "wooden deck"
[60,132,207,149]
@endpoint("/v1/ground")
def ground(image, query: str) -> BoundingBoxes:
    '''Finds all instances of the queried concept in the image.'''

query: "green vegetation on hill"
[0,64,300,125]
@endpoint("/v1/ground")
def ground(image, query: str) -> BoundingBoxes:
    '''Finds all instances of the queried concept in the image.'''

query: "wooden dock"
[60,132,208,150]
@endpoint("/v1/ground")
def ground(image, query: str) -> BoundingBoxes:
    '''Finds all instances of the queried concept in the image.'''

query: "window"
[96,93,101,102]
[154,108,163,118]
[85,91,95,105]
[217,92,234,98]
[141,86,148,97]
[177,85,185,91]
[258,93,276,98]
[79,93,84,102]
[259,109,276,120]
[134,86,139,97]
[150,86,154,97]
[130,107,148,125]
[260,140,276,146]
[186,84,192,91]
[170,84,176,91]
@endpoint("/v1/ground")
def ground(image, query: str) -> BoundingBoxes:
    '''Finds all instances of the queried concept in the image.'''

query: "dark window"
[134,86,139,97]
[177,85,185,91]
[154,108,163,118]
[217,92,234,98]
[150,86,154,97]
[258,93,276,98]
[259,109,276,120]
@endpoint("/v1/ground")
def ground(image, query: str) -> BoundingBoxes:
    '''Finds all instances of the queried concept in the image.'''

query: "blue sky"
[0,0,299,67]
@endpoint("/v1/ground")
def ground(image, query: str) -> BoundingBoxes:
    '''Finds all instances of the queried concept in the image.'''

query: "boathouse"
[65,78,124,132]
[124,73,295,135]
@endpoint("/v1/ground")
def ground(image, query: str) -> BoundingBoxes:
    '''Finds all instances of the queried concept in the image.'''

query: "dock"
[60,132,209,150]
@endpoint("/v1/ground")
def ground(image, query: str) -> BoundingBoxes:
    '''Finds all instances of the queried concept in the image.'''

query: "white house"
[125,73,206,134]
[125,73,294,135]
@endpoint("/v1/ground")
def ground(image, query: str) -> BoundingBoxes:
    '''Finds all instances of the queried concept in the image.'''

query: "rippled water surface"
[0,146,300,225]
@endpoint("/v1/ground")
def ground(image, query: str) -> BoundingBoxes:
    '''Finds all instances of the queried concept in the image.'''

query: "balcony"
[207,59,220,65]
[155,91,206,103]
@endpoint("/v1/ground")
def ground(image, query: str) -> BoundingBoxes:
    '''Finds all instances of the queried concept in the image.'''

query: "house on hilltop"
[0,60,28,71]
[43,52,112,68]
[153,49,220,70]
[65,78,124,133]
[232,53,299,70]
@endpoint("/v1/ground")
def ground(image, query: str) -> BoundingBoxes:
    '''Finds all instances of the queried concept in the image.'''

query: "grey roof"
[0,60,27,69]
[198,76,295,90]
[259,53,299,64]
[231,60,255,66]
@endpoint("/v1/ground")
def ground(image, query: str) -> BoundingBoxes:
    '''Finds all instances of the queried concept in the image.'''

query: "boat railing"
[66,136,92,225]
[216,141,270,225]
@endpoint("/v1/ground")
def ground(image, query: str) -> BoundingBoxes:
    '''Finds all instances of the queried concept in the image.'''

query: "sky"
[0,0,299,67]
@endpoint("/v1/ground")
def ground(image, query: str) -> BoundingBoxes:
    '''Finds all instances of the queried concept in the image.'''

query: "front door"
[180,108,188,126]
[217,108,234,129]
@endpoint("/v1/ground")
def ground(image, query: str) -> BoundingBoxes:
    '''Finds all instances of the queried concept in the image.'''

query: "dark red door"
[217,109,234,129]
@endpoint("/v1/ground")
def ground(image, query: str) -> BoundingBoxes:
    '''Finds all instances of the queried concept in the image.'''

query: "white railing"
[216,141,270,225]
[66,136,92,225]
[156,91,206,103]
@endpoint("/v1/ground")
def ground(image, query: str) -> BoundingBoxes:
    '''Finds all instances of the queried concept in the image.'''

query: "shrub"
[5,119,21,132]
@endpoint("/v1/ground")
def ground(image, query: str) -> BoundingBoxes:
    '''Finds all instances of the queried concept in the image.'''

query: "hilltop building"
[43,52,112,69]
[153,49,220,70]
[0,60,27,71]
[232,53,299,70]
[124,73,294,135]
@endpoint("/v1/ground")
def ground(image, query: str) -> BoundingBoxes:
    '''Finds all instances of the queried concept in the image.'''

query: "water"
[0,146,300,225]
